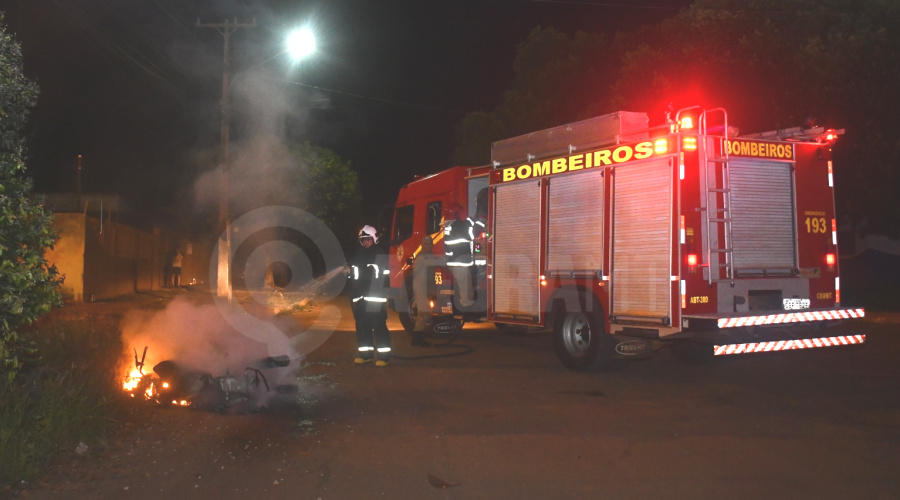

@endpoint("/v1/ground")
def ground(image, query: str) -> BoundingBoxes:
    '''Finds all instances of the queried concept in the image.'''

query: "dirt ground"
[11,289,900,500]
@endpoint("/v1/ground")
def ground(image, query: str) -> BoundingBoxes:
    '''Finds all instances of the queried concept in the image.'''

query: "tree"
[291,142,362,251]
[0,15,62,382]
[613,0,900,235]
[454,0,900,235]
[454,27,610,165]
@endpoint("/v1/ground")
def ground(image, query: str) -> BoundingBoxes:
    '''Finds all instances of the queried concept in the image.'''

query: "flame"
[122,367,158,401]
[121,346,160,402]
[123,368,144,392]
[121,346,190,407]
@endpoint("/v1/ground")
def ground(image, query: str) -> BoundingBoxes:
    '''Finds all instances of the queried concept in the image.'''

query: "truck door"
[492,179,541,321]
[611,157,674,325]
[728,159,797,275]
[546,168,605,275]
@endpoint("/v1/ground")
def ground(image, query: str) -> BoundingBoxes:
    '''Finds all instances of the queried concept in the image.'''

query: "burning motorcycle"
[123,347,298,412]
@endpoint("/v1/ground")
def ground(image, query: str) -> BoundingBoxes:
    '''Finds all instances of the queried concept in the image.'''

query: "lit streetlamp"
[197,19,316,300]
[286,27,316,60]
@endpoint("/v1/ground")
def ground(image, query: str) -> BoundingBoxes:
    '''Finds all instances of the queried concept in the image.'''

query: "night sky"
[2,0,692,226]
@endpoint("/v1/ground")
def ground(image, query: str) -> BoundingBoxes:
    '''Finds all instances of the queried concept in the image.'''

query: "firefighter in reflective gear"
[472,187,488,266]
[348,225,392,366]
[442,202,476,309]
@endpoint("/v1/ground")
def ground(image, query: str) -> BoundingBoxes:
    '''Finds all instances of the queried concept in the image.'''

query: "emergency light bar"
[717,308,865,328]
[713,334,865,356]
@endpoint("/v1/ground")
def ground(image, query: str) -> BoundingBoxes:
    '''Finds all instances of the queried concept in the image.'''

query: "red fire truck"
[387,106,865,371]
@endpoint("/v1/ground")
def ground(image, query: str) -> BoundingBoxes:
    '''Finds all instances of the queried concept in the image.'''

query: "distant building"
[41,193,178,301]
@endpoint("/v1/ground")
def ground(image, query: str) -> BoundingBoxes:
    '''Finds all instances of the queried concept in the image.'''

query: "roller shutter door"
[729,160,796,273]
[547,169,604,273]
[611,158,672,320]
[493,180,541,317]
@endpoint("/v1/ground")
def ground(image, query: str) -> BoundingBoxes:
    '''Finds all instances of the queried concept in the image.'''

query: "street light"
[286,27,316,61]
[197,19,316,300]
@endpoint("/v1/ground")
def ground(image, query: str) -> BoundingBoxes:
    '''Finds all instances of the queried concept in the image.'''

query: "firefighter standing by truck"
[442,202,476,310]
[348,225,392,366]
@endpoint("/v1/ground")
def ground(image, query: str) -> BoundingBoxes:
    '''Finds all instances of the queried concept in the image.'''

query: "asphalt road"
[17,294,900,500]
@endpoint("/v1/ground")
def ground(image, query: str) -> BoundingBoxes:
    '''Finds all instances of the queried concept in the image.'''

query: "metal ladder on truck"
[678,107,735,285]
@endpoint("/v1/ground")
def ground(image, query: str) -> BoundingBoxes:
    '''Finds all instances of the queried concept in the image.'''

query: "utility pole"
[196,18,256,301]
[76,154,83,212]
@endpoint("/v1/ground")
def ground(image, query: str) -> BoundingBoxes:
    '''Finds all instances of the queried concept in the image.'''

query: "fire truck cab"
[387,166,490,331]
[388,107,865,371]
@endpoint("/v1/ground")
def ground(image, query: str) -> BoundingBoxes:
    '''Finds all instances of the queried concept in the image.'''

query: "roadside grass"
[0,316,127,488]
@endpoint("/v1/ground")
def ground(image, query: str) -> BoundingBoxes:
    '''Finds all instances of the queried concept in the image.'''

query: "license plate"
[782,298,810,310]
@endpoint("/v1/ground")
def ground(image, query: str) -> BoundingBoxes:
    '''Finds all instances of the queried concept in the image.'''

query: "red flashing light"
[683,136,697,151]
[825,253,836,266]
[687,254,698,267]
[654,138,668,154]
[819,129,841,144]
[679,116,694,130]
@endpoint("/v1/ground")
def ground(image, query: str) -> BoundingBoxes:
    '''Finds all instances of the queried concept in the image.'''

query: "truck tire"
[552,298,619,372]
[395,274,416,334]
[398,310,415,334]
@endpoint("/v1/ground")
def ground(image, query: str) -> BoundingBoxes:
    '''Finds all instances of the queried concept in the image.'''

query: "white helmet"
[358,225,379,245]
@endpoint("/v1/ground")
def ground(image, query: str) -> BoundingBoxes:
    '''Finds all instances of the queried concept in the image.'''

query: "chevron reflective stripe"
[717,308,865,328]
[714,335,866,356]
[363,296,387,303]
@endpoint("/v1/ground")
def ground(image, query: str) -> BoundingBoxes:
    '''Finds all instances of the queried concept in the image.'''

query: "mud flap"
[611,336,654,359]
[429,316,463,337]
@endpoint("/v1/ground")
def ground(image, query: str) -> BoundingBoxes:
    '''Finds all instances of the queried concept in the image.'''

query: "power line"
[526,0,684,9]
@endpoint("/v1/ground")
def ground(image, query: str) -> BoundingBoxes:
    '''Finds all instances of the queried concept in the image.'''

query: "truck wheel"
[395,274,416,334]
[553,301,617,372]
[398,311,415,334]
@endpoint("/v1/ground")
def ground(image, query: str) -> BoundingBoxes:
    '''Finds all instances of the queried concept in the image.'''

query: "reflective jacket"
[472,217,487,266]
[348,245,390,305]
[444,217,475,267]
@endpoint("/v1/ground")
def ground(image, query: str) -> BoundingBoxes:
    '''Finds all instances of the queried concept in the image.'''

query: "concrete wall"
[47,214,171,302]
[45,213,86,301]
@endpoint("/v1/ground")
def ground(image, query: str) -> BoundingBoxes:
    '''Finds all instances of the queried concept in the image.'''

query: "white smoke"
[193,68,324,215]
[120,295,297,376]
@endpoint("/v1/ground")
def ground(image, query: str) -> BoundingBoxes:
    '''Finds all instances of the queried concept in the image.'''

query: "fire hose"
[392,320,475,361]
